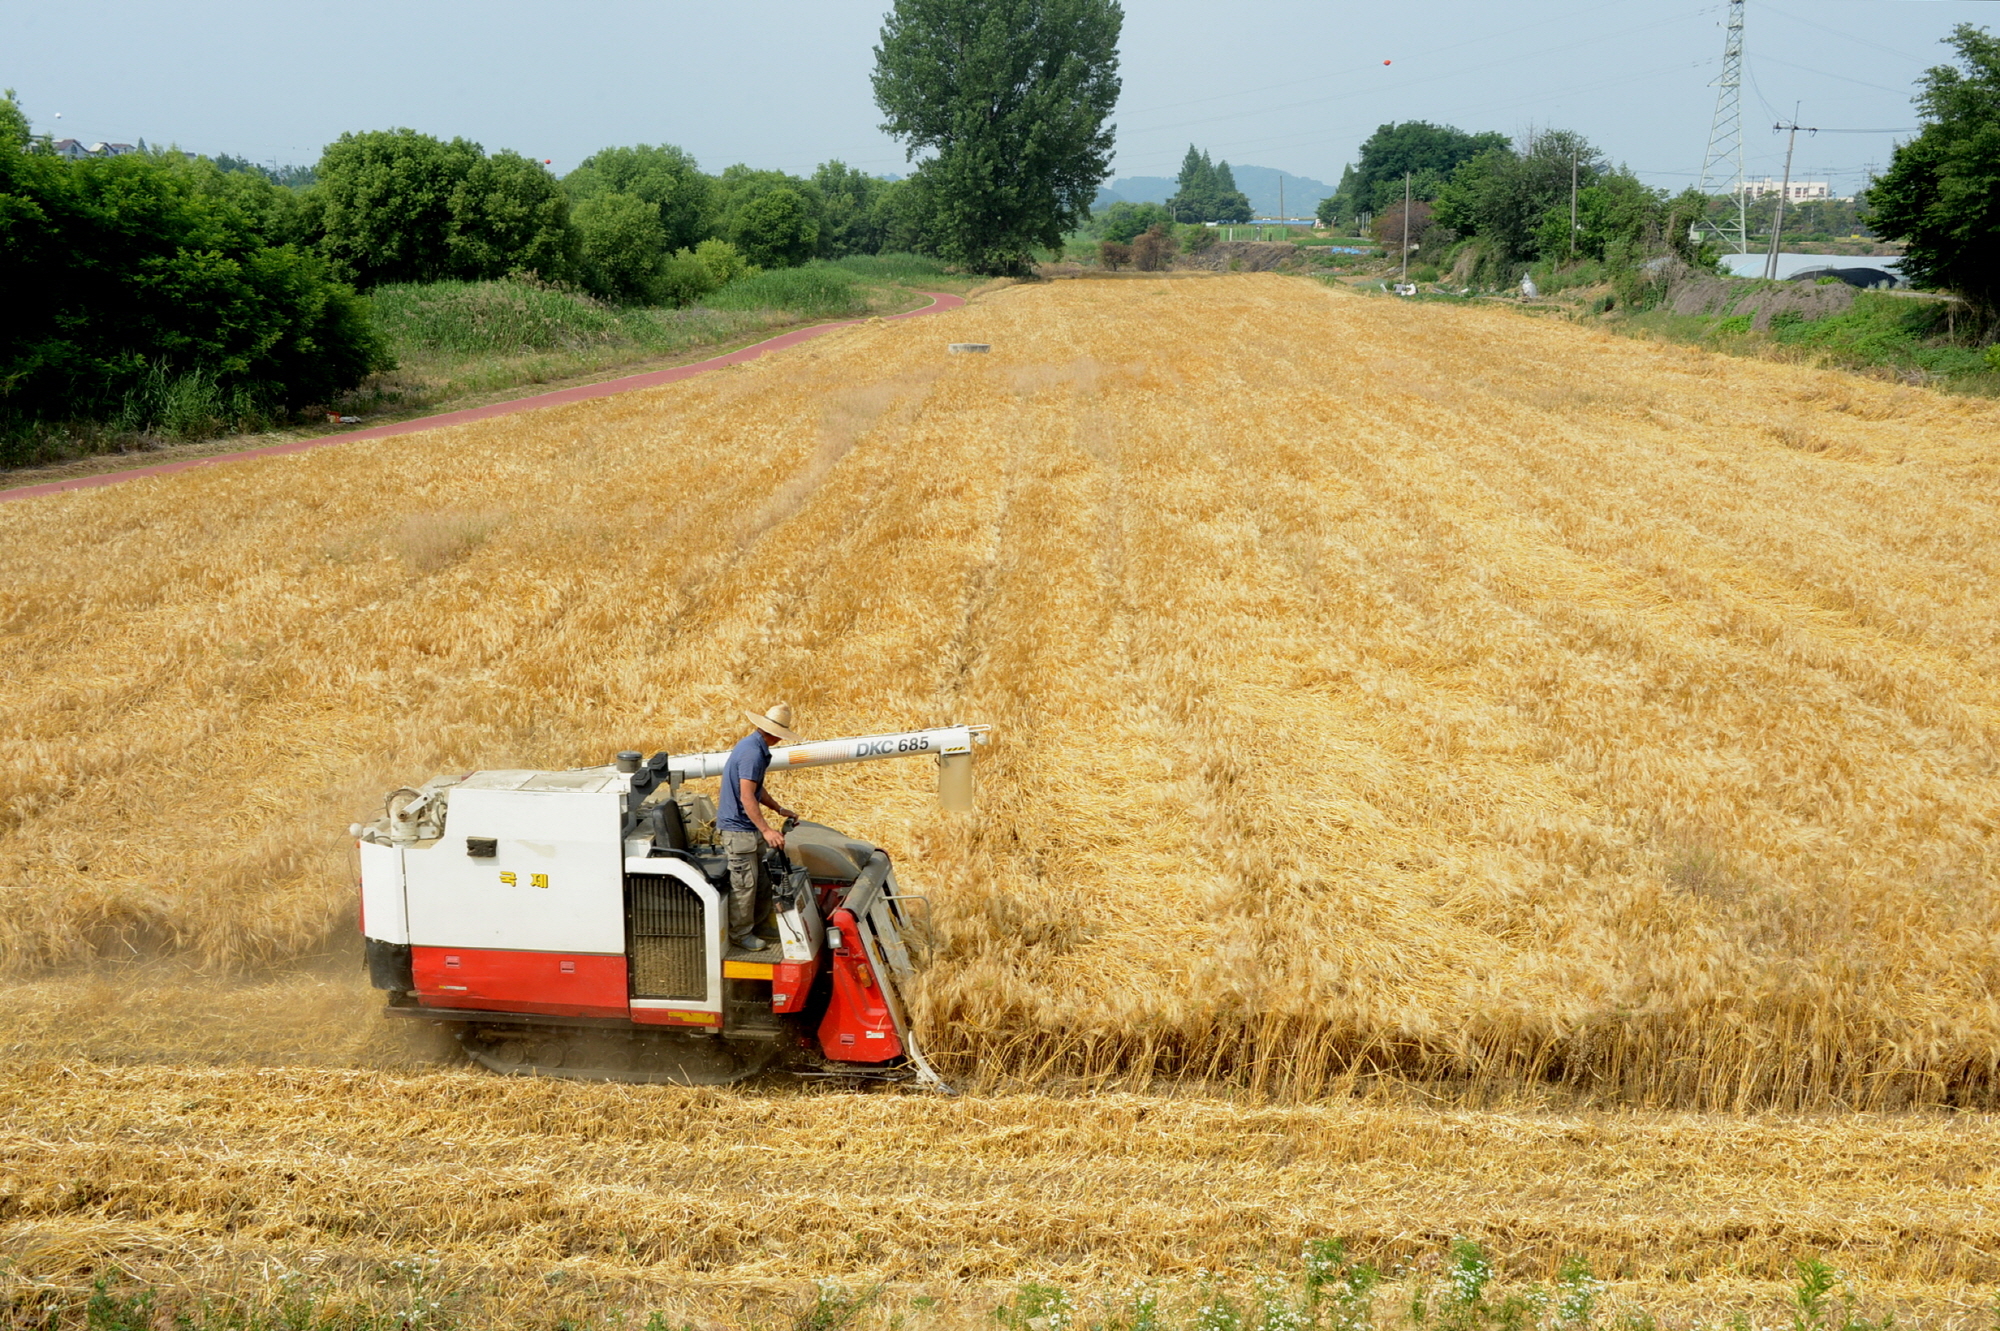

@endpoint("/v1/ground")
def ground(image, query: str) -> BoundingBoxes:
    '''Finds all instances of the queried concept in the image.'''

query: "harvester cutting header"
[353,712,989,1089]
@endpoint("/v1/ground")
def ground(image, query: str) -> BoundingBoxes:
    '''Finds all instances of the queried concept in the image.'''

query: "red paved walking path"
[0,291,967,506]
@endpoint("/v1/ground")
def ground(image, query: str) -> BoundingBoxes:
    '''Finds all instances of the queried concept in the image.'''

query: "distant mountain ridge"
[1096,165,1335,220]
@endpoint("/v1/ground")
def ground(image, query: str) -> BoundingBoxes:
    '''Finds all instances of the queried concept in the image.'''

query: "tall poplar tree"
[1168,144,1217,222]
[1869,25,2000,316]
[872,0,1123,274]
[1168,145,1250,224]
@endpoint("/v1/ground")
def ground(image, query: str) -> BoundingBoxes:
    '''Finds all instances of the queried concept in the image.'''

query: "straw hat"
[743,702,801,744]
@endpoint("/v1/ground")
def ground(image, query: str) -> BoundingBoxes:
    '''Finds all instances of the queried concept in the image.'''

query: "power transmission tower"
[1694,0,1749,255]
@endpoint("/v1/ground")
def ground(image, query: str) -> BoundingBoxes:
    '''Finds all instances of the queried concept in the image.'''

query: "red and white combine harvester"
[352,724,987,1089]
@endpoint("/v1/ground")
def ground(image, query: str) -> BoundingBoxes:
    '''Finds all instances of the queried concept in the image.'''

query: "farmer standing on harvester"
[718,703,800,953]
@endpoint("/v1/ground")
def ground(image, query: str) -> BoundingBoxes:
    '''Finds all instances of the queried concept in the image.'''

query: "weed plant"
[1622,291,2000,393]
[1,364,291,468]
[36,1240,1891,1331]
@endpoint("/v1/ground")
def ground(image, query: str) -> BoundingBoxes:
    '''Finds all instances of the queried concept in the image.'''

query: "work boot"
[732,933,766,952]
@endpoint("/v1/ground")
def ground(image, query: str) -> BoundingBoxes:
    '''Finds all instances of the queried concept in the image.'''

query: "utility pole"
[1763,110,1816,280]
[1569,152,1579,261]
[1401,171,1412,283]
[1279,174,1285,227]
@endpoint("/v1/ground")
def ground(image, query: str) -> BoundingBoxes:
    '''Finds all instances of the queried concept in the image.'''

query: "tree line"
[302,130,933,303]
[1315,119,1710,287]
[1316,23,1997,320]
[0,0,1127,440]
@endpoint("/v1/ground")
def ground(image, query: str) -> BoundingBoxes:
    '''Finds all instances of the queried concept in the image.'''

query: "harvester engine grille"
[626,874,706,1000]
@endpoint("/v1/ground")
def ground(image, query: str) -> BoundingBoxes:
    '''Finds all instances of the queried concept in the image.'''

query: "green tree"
[1167,145,1250,224]
[1210,160,1251,223]
[447,149,576,281]
[1869,23,2000,315]
[572,190,666,301]
[872,0,1123,274]
[1434,129,1603,264]
[1317,165,1356,230]
[307,129,484,286]
[0,86,31,148]
[870,175,938,254]
[1099,199,1172,242]
[1167,144,1216,222]
[813,160,887,258]
[562,143,710,252]
[732,185,819,268]
[1539,169,1670,263]
[709,165,825,266]
[0,99,388,428]
[1332,121,1510,223]
[307,129,577,287]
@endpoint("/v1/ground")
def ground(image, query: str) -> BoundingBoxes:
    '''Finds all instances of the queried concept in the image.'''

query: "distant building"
[1742,178,1830,202]
[51,139,137,160]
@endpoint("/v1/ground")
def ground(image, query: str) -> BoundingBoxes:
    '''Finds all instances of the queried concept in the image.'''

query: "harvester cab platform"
[351,724,987,1089]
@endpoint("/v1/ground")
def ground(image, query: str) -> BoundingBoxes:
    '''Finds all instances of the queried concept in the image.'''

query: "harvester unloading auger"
[352,724,988,1090]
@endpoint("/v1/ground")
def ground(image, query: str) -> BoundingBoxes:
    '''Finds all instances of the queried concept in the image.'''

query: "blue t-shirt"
[717,732,772,832]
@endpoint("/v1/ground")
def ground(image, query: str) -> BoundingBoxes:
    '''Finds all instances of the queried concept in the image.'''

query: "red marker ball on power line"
[1383,60,1392,65]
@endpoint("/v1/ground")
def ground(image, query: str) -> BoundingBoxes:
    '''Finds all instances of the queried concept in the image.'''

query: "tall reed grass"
[367,279,628,355]
[825,251,955,280]
[702,265,866,318]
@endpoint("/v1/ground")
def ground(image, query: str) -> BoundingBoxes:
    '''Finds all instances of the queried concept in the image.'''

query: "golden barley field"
[3,275,2000,1326]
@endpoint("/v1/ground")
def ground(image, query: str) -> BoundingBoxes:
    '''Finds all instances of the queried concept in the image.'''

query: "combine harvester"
[352,724,988,1089]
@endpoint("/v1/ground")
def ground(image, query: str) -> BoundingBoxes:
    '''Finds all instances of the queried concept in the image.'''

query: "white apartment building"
[1741,178,1832,202]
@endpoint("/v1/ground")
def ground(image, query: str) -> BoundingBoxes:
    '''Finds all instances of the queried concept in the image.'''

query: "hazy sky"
[9,1,1996,199]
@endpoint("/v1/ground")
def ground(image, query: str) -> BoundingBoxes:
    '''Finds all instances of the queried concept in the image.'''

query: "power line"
[1116,0,1633,119]
[1122,56,1709,174]
[1755,53,1921,95]
[1119,5,1711,139]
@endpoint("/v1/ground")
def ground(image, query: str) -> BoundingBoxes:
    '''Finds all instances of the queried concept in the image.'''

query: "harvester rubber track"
[458,1026,781,1086]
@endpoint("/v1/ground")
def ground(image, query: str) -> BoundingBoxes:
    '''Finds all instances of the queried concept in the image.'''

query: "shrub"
[702,265,863,318]
[654,251,719,308]
[1100,239,1132,270]
[1101,200,1173,244]
[650,241,758,309]
[572,191,667,302]
[1131,223,1180,271]
[692,238,755,287]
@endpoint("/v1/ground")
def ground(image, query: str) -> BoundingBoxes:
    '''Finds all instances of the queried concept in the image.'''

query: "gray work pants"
[721,829,763,938]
